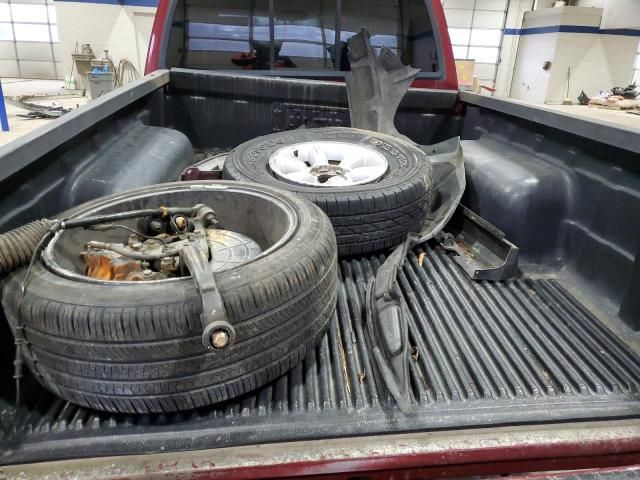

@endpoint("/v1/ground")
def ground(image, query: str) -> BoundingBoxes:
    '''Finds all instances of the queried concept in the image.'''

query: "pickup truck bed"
[1,70,639,468]
[4,243,639,464]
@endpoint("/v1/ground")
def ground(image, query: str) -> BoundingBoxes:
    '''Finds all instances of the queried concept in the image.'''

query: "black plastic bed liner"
[2,243,639,465]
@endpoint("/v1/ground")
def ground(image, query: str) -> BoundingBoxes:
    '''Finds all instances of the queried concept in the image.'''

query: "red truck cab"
[145,0,458,90]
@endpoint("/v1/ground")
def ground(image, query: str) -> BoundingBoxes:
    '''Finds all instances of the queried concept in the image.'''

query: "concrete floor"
[536,102,640,131]
[491,97,640,132]
[0,78,88,148]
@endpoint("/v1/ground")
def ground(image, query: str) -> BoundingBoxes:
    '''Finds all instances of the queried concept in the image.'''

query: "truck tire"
[223,127,433,256]
[1,181,337,414]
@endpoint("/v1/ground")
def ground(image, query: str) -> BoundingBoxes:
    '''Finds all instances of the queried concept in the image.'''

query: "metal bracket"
[436,206,519,281]
[178,243,234,350]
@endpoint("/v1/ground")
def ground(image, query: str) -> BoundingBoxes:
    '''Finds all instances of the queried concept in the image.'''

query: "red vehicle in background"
[145,0,458,90]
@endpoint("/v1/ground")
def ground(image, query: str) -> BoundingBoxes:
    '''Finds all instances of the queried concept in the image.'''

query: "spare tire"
[1,181,337,414]
[223,127,433,256]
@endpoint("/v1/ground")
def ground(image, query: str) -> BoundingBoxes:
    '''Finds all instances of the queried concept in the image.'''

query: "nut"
[210,330,230,349]
[174,216,187,231]
[160,256,177,271]
[142,269,154,279]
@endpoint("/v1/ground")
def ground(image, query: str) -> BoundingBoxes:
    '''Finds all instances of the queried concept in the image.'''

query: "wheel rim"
[42,183,298,285]
[268,141,388,187]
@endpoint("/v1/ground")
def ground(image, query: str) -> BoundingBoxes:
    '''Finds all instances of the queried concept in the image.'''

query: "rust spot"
[410,346,419,361]
[192,460,216,469]
[418,252,426,266]
[82,251,143,281]
[157,461,179,470]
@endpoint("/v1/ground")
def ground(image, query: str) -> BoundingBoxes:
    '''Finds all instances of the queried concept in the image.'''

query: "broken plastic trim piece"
[345,28,420,143]
[345,28,469,414]
[417,137,466,241]
[365,233,418,414]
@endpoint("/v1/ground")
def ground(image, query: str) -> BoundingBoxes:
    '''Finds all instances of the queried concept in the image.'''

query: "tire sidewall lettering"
[248,137,285,168]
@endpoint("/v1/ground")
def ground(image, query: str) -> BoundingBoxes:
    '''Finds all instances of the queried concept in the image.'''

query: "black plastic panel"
[164,69,463,149]
[2,244,638,465]
[461,108,640,329]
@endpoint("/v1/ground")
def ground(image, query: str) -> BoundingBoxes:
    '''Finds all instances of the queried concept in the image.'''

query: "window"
[0,0,61,79]
[0,22,12,41]
[442,0,508,87]
[13,23,50,42]
[11,4,48,22]
[171,0,441,75]
[0,3,10,21]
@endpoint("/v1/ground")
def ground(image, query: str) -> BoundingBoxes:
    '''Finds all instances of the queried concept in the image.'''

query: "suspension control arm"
[178,244,235,350]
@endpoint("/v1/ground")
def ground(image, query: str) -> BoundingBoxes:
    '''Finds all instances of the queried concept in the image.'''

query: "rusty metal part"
[82,250,145,281]
[193,204,218,228]
[85,240,183,260]
[436,205,519,281]
[82,229,262,280]
[180,152,228,181]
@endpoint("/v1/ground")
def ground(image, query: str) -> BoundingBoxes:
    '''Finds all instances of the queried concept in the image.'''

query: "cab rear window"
[167,0,440,75]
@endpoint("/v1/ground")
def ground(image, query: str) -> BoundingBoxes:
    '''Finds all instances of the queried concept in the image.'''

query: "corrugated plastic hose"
[0,220,53,274]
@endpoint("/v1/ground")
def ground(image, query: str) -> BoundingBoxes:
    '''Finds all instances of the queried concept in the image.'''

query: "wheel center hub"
[269,141,388,187]
[310,164,348,183]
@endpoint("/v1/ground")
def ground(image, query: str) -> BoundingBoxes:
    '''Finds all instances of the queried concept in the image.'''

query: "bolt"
[131,241,143,250]
[142,269,154,279]
[210,329,230,349]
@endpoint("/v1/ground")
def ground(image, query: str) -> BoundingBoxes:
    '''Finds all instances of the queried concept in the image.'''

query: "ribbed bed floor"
[2,244,639,464]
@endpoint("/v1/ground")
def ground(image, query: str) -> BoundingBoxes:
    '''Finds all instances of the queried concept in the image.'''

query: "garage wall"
[0,0,62,79]
[494,0,640,99]
[54,0,157,82]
